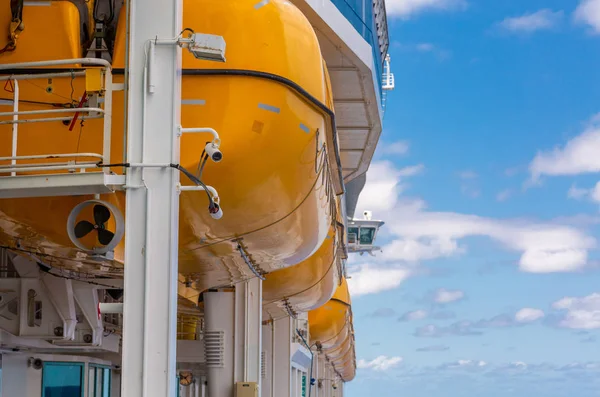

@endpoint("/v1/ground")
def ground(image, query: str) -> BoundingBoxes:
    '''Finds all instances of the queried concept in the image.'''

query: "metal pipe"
[148,40,156,93]
[103,68,114,173]
[0,58,111,70]
[0,153,103,161]
[2,164,97,173]
[180,127,220,143]
[0,161,97,169]
[0,71,86,82]
[99,302,124,314]
[128,162,171,168]
[0,115,103,125]
[178,184,219,198]
[11,79,18,176]
[0,107,105,117]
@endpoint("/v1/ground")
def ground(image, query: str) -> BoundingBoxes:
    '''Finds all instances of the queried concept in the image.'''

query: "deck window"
[42,362,84,397]
[89,365,111,397]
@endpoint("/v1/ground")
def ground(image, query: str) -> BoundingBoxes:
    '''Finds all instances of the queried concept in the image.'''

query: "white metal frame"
[0,58,114,176]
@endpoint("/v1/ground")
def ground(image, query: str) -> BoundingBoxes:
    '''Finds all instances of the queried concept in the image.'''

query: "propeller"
[74,204,115,246]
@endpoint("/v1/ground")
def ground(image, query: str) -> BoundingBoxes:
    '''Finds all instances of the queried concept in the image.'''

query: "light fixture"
[184,33,226,62]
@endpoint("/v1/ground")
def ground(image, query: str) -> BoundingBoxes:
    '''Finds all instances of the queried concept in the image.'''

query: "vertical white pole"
[11,79,19,176]
[234,278,263,387]
[120,0,182,395]
[273,317,292,397]
[261,321,273,397]
[204,291,235,397]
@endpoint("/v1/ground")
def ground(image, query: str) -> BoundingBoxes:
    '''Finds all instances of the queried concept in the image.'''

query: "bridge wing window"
[359,227,376,245]
[348,227,359,244]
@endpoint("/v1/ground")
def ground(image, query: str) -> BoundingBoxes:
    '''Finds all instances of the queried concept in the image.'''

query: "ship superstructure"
[0,0,392,396]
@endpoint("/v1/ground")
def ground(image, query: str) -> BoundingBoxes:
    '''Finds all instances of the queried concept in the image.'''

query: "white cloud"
[416,43,435,52]
[355,161,423,214]
[379,140,410,156]
[350,158,598,298]
[382,238,463,262]
[347,264,411,297]
[438,360,487,369]
[575,0,600,34]
[434,288,465,303]
[458,170,478,179]
[496,189,512,202]
[384,0,467,18]
[497,9,563,33]
[515,308,545,323]
[388,209,595,273]
[566,182,600,204]
[357,355,403,371]
[400,310,428,321]
[591,182,600,202]
[568,184,590,200]
[359,161,596,273]
[530,113,600,179]
[553,293,600,329]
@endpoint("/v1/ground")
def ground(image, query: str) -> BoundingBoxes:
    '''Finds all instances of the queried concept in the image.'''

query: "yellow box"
[235,382,258,397]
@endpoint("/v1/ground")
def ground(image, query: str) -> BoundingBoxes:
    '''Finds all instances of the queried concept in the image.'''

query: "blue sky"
[346,1,600,396]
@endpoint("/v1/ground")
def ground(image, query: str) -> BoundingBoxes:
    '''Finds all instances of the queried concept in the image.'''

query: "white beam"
[272,317,293,397]
[261,321,274,397]
[40,274,77,340]
[120,0,182,396]
[72,282,103,346]
[1,355,28,396]
[204,291,235,397]
[234,278,263,387]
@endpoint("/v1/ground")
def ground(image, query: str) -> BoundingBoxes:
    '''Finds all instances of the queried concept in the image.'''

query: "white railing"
[0,58,114,176]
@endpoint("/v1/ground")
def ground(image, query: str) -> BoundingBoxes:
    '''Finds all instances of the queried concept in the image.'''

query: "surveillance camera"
[205,142,223,163]
[209,203,223,220]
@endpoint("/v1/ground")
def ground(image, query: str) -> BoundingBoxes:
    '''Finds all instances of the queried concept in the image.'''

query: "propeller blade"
[97,228,115,246]
[74,220,95,238]
[93,204,111,225]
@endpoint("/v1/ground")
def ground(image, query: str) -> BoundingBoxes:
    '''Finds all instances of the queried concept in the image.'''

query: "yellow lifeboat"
[308,277,356,382]
[0,0,343,290]
[262,224,340,320]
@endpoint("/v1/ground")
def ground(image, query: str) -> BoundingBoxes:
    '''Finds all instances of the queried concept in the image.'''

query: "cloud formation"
[530,113,600,179]
[347,264,412,297]
[357,355,403,371]
[553,293,600,329]
[349,136,598,297]
[384,0,467,18]
[399,310,429,321]
[414,308,546,337]
[434,288,465,303]
[575,0,600,33]
[515,308,545,323]
[497,9,563,33]
[369,308,396,318]
[379,140,410,156]
[416,345,450,352]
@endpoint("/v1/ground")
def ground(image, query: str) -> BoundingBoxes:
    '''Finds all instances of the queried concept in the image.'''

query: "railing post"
[10,79,19,176]
[102,68,113,173]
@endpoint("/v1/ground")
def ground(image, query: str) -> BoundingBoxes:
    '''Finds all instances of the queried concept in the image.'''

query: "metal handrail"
[0,58,114,176]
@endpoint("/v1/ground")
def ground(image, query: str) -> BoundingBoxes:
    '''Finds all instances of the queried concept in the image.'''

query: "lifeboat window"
[359,227,376,245]
[41,362,84,397]
[348,227,359,244]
